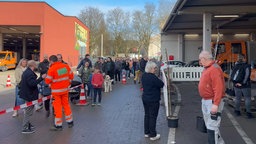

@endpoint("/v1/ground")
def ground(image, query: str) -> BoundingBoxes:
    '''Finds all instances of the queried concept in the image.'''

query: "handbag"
[196,116,207,133]
[42,84,51,96]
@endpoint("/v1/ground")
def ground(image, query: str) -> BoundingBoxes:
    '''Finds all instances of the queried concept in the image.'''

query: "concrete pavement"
[0,70,256,144]
[173,82,256,144]
[0,78,169,144]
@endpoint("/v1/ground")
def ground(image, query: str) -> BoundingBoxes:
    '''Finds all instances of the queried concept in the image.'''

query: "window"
[231,43,242,54]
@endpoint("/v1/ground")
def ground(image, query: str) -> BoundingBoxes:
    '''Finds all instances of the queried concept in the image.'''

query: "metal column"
[22,38,26,58]
[203,13,212,51]
[178,34,184,61]
[0,33,3,51]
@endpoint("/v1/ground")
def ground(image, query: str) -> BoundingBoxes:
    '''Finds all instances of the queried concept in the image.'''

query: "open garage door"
[0,25,41,61]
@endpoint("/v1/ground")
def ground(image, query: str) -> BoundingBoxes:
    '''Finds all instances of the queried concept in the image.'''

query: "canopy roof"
[162,0,256,34]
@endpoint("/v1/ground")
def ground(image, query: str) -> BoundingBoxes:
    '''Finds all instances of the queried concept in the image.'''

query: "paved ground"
[173,82,256,144]
[1,70,256,144]
[0,70,15,90]
[0,77,169,144]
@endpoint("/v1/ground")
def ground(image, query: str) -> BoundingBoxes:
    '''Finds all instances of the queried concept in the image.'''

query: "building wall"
[0,2,44,25]
[148,34,161,58]
[0,2,90,66]
[161,34,179,61]
[161,33,251,63]
[184,36,203,62]
[42,4,89,66]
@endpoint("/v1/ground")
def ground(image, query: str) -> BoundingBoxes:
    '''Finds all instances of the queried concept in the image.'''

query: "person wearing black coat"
[38,55,51,117]
[19,60,46,134]
[141,61,164,141]
[139,57,148,88]
[232,54,253,118]
[105,57,115,83]
[76,54,92,70]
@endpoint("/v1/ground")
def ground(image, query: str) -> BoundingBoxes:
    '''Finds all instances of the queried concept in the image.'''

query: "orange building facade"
[0,2,89,66]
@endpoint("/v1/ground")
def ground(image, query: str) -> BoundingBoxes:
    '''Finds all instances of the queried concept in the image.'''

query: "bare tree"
[132,3,157,56]
[78,7,107,56]
[157,0,174,30]
[106,8,131,56]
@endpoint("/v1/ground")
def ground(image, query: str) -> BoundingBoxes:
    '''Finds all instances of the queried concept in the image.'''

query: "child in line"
[91,67,104,106]
[88,69,94,100]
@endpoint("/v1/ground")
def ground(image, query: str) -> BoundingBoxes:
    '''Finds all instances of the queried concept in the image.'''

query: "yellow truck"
[0,51,17,71]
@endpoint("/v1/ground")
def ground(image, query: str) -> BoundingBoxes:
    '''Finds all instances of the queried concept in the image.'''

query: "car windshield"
[167,61,185,66]
[0,53,6,59]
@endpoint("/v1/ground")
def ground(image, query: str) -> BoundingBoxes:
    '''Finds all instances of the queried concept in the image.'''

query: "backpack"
[230,64,245,83]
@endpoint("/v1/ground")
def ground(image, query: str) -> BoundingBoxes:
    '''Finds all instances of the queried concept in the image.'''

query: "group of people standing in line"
[11,50,253,143]
[11,53,162,136]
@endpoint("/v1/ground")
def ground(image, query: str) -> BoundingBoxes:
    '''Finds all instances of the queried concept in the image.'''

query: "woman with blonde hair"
[12,58,28,117]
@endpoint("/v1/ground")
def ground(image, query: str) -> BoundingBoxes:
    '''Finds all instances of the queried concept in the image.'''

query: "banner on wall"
[75,22,88,57]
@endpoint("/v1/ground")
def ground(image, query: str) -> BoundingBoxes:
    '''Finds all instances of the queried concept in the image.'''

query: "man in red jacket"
[198,50,225,144]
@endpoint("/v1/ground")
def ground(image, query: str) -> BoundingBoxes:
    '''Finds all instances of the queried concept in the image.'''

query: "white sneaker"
[144,134,149,138]
[150,134,160,141]
[12,110,18,117]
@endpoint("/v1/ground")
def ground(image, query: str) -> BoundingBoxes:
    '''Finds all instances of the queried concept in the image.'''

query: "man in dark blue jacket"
[20,60,46,134]
[232,54,253,118]
[77,54,92,70]
[141,61,164,141]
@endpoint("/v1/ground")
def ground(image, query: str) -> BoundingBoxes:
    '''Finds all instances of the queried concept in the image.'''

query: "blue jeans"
[234,87,251,113]
[15,86,25,106]
[84,83,91,97]
[126,70,130,78]
[93,88,102,104]
[142,101,160,137]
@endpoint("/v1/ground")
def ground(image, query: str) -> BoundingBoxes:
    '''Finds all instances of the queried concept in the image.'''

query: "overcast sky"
[7,0,176,16]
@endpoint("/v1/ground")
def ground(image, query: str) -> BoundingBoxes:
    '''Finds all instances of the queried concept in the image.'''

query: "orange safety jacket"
[45,62,74,95]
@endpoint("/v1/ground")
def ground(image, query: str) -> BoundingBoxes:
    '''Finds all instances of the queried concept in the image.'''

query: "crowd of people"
[12,53,164,139]
[10,51,255,143]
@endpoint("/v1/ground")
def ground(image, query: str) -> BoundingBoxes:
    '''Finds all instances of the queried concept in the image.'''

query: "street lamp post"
[101,34,103,57]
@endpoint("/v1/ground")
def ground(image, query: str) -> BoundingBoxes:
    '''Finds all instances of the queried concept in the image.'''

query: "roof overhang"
[162,0,256,34]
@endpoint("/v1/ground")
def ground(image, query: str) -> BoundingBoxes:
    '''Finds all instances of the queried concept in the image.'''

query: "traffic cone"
[122,74,126,84]
[6,75,11,87]
[76,84,88,106]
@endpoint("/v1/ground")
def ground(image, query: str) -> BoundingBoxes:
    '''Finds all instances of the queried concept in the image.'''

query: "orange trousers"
[52,92,73,126]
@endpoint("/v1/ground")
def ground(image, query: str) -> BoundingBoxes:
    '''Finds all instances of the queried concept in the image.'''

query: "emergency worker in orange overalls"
[45,55,74,131]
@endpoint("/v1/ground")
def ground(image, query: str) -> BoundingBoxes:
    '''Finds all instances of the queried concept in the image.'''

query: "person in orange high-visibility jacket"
[45,55,74,131]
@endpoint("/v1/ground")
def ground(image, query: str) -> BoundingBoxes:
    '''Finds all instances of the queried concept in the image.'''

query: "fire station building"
[0,1,90,66]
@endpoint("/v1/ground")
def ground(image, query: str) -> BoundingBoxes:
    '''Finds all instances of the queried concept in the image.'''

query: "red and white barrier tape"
[0,84,83,116]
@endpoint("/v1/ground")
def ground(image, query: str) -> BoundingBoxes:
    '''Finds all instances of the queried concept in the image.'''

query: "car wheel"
[1,66,8,72]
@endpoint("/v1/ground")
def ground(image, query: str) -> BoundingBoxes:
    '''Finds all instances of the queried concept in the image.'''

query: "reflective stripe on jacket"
[45,62,74,94]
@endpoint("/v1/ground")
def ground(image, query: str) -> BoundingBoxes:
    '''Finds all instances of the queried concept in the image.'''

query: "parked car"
[0,51,17,71]
[185,60,201,67]
[166,61,186,66]
[161,60,186,70]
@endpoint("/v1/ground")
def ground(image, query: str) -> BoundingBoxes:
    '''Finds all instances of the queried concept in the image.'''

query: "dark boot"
[50,125,63,131]
[207,129,215,144]
[234,110,241,116]
[46,110,50,118]
[247,112,254,119]
[68,121,74,128]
